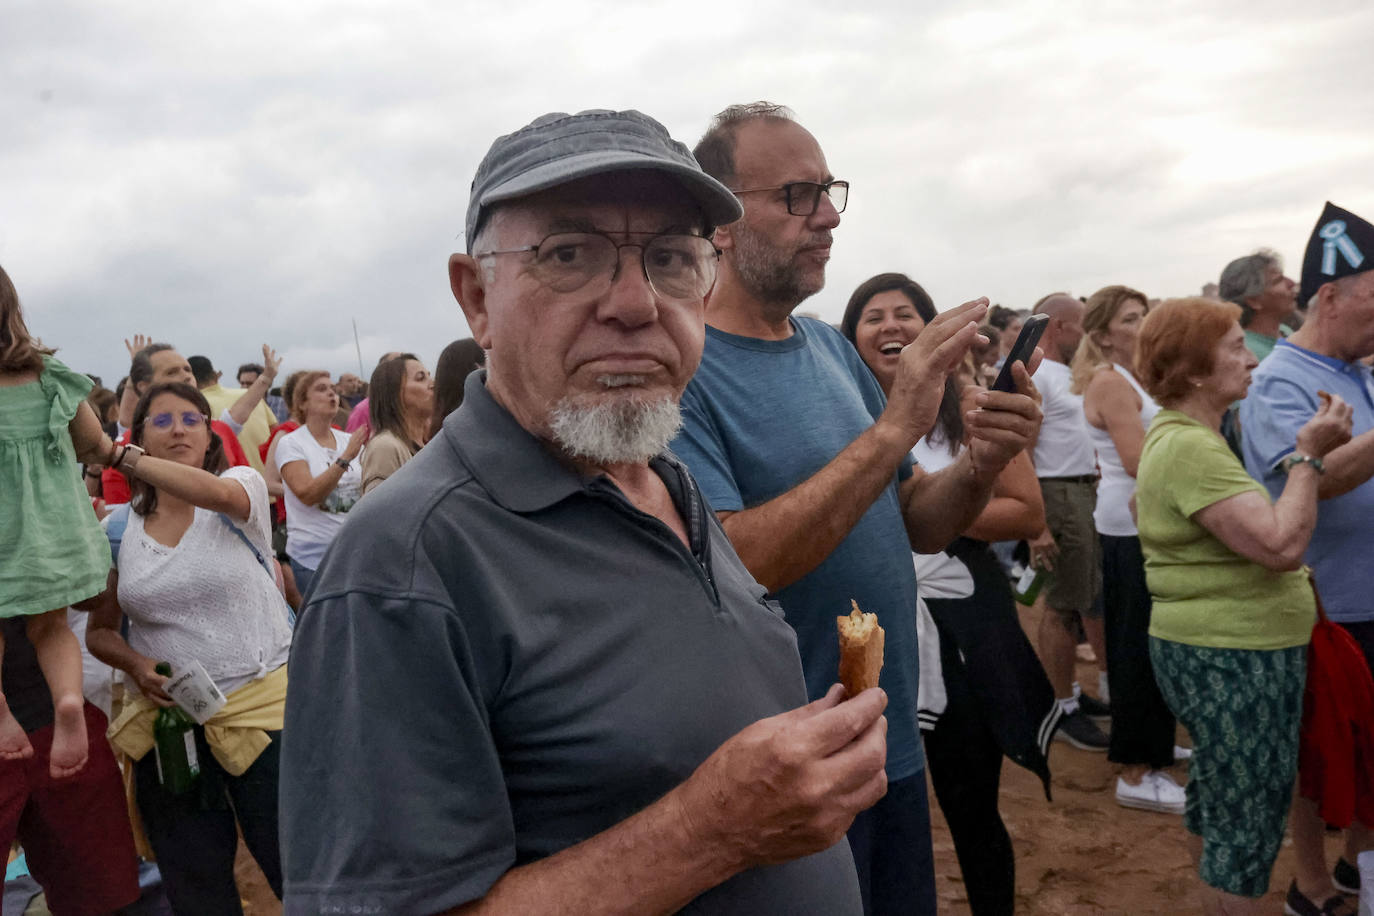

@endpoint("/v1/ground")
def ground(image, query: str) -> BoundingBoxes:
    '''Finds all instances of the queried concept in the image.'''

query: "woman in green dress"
[0,264,119,779]
[1134,297,1352,913]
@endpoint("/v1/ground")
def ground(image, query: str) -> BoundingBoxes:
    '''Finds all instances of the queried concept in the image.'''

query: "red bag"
[1299,574,1374,828]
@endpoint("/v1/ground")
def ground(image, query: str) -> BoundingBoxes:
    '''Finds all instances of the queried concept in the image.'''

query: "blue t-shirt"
[1240,339,1374,623]
[671,316,923,779]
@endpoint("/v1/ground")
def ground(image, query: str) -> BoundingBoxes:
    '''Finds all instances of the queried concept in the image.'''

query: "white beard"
[548,377,682,465]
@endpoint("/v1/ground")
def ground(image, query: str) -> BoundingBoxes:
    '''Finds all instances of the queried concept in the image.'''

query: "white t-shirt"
[115,466,292,697]
[909,433,975,599]
[1031,359,1098,477]
[274,425,362,570]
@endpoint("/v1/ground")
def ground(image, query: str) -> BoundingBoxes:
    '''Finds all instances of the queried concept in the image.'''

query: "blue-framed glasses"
[145,411,208,430]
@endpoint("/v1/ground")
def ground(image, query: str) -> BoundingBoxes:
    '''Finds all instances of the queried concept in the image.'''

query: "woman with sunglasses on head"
[274,370,365,596]
[360,353,433,496]
[842,272,1058,916]
[83,381,292,914]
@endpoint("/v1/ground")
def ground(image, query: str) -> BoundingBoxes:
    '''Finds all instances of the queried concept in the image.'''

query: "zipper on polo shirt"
[585,479,720,607]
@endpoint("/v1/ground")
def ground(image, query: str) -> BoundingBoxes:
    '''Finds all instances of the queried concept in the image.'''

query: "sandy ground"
[924,598,1347,915]
[230,598,1350,915]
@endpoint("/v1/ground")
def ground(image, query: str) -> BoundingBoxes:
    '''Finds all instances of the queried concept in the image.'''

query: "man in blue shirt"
[671,101,1043,915]
[1240,201,1374,914]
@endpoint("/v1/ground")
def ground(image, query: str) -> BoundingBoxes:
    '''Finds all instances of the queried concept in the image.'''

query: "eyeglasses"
[145,411,208,430]
[476,231,720,300]
[731,180,849,216]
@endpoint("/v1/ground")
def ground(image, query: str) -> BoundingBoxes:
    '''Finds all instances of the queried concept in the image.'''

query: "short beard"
[732,220,823,311]
[549,377,683,466]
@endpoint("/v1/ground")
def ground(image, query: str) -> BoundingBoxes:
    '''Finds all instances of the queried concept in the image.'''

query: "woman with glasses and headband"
[841,272,1057,916]
[83,381,292,913]
[274,370,365,596]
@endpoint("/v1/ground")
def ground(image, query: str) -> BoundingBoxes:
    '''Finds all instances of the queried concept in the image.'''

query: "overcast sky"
[5,0,1372,388]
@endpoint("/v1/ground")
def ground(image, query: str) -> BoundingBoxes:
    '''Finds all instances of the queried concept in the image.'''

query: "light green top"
[0,355,112,616]
[1137,409,1314,649]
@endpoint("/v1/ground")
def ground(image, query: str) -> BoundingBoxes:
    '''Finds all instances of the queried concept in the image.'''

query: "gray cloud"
[4,0,1372,388]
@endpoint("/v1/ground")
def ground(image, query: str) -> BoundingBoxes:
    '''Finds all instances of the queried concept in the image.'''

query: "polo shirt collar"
[440,370,692,516]
[1274,338,1357,374]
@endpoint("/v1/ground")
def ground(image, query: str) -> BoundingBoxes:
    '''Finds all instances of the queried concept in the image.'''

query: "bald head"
[1033,293,1085,363]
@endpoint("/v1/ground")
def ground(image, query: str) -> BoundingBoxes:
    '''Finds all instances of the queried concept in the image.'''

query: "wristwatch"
[1281,453,1325,475]
[119,443,146,474]
[334,457,352,471]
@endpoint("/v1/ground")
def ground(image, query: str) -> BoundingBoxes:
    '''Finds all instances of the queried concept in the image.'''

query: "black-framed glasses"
[475,231,720,300]
[731,180,849,216]
[145,411,208,430]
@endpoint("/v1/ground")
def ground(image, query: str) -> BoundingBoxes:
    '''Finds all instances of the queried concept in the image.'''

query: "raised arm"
[69,400,115,467]
[226,345,280,427]
[718,299,989,593]
[117,448,253,521]
[896,360,1043,553]
[1194,395,1352,571]
[280,431,366,508]
[961,449,1044,543]
[446,686,887,916]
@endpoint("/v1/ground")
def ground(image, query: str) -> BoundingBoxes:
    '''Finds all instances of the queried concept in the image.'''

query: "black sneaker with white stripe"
[1052,709,1109,751]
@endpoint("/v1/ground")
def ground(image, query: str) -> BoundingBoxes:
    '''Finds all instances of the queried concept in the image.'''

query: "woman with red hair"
[1134,298,1350,912]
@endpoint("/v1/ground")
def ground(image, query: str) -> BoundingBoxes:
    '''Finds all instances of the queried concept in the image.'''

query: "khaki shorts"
[1039,477,1102,617]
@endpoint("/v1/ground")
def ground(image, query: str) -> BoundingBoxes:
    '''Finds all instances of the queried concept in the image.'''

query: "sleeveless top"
[1087,363,1159,537]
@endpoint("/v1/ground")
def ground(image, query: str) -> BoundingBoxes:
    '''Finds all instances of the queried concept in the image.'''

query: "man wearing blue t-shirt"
[1240,201,1374,914]
[672,102,1043,915]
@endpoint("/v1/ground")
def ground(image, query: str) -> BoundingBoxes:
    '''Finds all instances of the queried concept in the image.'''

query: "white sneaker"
[1116,771,1186,814]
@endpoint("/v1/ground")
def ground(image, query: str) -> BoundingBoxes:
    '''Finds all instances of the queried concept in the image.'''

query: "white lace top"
[116,466,292,696]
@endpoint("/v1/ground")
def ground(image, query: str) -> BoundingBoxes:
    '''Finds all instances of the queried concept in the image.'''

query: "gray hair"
[1219,249,1282,326]
[693,102,796,187]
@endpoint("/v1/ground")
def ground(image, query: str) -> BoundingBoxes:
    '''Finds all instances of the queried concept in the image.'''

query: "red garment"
[101,422,250,505]
[1299,610,1374,829]
[262,420,300,525]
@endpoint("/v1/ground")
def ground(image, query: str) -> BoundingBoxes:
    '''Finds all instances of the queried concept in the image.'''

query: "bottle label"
[184,730,200,776]
[1016,566,1038,591]
[164,659,227,724]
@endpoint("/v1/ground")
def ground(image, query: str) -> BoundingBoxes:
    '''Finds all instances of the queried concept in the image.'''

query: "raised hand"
[965,358,1044,482]
[261,344,282,382]
[880,297,990,447]
[1296,391,1353,458]
[123,334,151,360]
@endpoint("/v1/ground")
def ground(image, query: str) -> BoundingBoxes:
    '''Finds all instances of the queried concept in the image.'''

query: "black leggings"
[922,624,1014,916]
[134,726,283,916]
[1101,533,1176,769]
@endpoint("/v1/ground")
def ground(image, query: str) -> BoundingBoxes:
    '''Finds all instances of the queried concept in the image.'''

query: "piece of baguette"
[837,600,884,698]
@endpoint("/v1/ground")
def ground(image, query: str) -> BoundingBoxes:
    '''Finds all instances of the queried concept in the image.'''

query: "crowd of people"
[2,103,1373,916]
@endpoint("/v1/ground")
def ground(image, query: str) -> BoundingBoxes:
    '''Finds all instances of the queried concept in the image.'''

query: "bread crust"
[837,600,885,698]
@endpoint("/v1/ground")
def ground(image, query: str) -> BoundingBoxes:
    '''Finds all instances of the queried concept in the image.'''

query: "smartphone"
[989,313,1049,393]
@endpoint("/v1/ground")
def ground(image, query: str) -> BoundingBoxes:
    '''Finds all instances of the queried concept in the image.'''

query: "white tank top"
[1087,364,1159,537]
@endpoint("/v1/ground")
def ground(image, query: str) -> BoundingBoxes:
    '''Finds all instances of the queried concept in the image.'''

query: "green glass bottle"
[152,662,200,795]
[1012,563,1050,606]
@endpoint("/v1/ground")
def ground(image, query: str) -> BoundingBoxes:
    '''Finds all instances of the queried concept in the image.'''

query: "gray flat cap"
[465,109,742,252]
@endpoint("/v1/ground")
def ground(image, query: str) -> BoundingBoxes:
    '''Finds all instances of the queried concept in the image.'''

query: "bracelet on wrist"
[1281,453,1325,475]
[334,456,352,471]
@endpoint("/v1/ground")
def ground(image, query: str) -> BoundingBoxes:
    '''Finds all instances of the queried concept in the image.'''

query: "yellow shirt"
[201,383,276,473]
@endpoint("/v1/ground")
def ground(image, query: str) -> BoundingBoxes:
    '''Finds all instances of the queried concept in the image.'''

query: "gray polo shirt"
[280,372,862,916]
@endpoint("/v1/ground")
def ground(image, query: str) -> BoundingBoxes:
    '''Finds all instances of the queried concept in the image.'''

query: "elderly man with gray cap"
[279,110,886,916]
